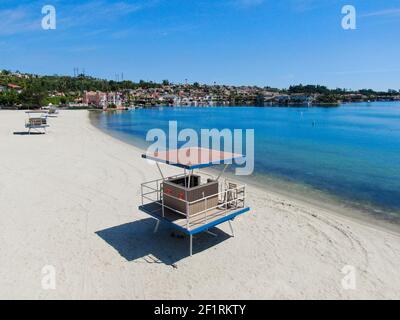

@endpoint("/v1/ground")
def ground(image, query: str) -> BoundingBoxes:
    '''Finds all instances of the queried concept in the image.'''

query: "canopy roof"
[142,147,244,169]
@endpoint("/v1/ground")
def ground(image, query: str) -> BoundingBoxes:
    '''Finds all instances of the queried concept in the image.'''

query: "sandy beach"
[0,110,399,300]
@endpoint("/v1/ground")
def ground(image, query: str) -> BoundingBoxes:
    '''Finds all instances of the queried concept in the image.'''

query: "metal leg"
[216,164,229,181]
[161,193,165,218]
[156,162,165,181]
[228,220,235,237]
[153,220,160,233]
[189,234,193,257]
[206,229,218,237]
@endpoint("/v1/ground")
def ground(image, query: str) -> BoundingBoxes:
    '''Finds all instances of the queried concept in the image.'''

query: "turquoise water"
[90,102,400,219]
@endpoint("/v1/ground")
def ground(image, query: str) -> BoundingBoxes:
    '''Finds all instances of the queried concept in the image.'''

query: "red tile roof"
[7,84,21,89]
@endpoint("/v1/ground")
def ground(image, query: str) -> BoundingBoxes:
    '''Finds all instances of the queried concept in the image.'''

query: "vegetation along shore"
[1,69,400,110]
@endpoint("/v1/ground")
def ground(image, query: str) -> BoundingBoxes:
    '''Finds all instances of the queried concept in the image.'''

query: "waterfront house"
[106,92,123,109]
[7,84,22,94]
[83,91,107,108]
[289,94,315,105]
[275,95,291,104]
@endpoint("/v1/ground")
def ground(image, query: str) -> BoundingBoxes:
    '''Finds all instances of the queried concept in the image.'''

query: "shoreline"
[1,109,400,299]
[89,110,400,236]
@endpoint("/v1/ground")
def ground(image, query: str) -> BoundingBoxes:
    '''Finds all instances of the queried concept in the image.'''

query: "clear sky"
[1,0,400,90]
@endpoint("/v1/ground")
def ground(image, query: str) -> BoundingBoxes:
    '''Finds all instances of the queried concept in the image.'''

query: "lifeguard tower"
[139,147,250,257]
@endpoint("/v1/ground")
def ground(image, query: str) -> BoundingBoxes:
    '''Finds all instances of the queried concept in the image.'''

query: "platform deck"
[139,201,250,235]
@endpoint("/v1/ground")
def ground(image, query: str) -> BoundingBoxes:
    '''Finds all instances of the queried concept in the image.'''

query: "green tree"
[0,91,19,106]
[19,82,46,108]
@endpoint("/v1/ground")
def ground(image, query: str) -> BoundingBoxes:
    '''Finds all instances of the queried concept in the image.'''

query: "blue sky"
[1,0,400,90]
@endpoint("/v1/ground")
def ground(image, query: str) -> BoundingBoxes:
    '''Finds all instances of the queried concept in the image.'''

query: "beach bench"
[25,111,49,134]
[47,107,59,117]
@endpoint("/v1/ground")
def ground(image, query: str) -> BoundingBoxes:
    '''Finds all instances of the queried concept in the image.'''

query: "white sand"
[0,110,399,300]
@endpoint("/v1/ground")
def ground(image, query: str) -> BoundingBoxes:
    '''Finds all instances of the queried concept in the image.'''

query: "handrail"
[140,173,247,229]
[188,196,245,219]
[141,195,187,216]
[141,173,186,187]
[149,183,245,205]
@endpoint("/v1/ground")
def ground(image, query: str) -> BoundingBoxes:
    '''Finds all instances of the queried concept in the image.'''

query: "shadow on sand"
[13,131,44,135]
[95,218,231,265]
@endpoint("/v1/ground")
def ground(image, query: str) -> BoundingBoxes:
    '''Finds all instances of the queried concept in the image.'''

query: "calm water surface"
[90,102,400,220]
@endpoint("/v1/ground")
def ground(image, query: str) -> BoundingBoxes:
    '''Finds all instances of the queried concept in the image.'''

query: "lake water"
[90,102,400,221]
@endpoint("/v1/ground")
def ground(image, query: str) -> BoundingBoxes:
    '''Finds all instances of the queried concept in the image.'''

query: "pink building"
[83,91,107,107]
[83,91,124,109]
